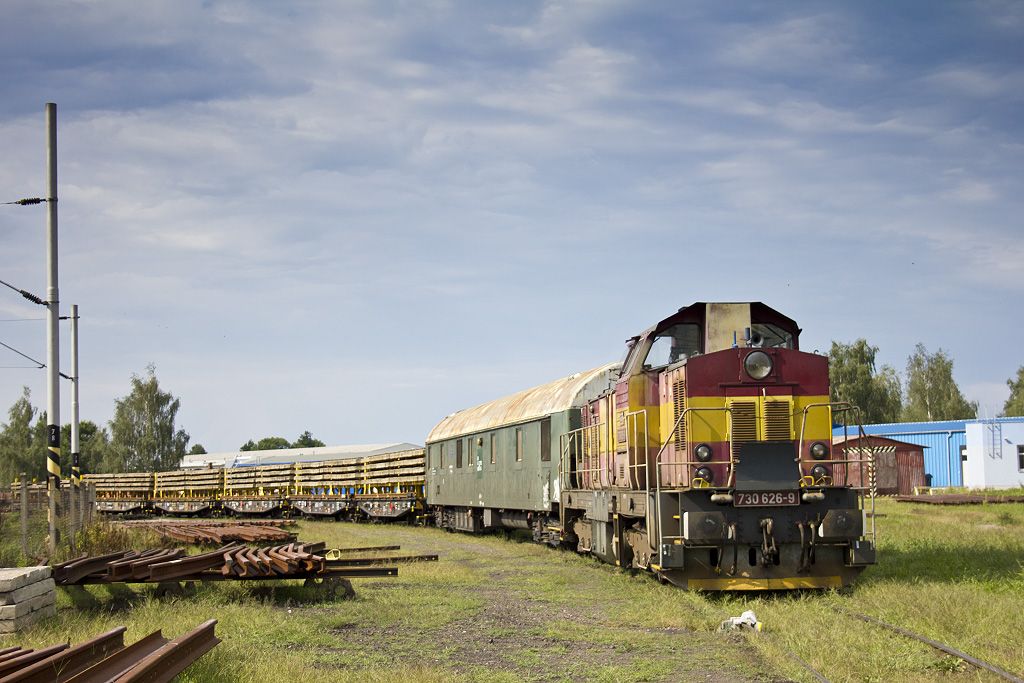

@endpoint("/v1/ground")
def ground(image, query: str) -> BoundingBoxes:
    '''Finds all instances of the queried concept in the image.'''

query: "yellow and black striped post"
[47,423,61,551]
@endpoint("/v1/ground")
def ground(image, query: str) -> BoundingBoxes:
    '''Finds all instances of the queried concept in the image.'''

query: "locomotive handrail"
[797,401,876,546]
[623,409,649,490]
[653,406,733,551]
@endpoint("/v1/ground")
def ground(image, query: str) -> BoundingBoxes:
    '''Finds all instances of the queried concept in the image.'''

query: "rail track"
[779,609,1024,683]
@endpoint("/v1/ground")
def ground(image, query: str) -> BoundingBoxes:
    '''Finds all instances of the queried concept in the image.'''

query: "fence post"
[20,474,29,557]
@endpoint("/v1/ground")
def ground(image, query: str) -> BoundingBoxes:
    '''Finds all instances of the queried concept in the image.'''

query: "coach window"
[516,428,523,462]
[456,439,463,468]
[540,418,551,462]
[643,323,701,369]
[490,433,497,464]
[1018,445,1024,471]
[439,443,445,468]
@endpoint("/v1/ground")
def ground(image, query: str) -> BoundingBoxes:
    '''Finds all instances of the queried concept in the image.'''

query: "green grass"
[720,498,1024,682]
[4,499,1024,681]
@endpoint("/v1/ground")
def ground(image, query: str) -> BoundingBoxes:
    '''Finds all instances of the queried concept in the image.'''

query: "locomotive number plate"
[734,491,799,507]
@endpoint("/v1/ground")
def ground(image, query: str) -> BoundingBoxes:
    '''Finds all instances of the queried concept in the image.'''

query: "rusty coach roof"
[427,363,620,443]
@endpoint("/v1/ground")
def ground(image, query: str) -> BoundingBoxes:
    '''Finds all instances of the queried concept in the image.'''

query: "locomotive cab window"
[749,322,794,349]
[643,323,701,369]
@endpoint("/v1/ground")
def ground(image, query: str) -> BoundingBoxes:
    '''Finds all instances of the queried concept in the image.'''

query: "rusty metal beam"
[64,631,169,683]
[0,627,126,683]
[116,619,220,683]
[327,553,437,566]
[0,645,69,678]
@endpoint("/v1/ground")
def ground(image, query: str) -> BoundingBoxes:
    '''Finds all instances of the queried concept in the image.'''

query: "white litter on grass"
[719,610,762,632]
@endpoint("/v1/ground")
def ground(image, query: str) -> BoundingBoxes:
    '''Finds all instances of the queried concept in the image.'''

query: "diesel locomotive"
[426,301,876,589]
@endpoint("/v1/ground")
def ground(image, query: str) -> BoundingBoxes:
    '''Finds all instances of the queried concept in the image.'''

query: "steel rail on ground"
[839,609,1024,683]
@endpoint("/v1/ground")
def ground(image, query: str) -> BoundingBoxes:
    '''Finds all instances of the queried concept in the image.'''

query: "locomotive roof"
[427,363,620,443]
[644,301,800,336]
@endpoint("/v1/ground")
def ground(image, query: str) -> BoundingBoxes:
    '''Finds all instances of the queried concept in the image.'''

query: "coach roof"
[427,363,620,443]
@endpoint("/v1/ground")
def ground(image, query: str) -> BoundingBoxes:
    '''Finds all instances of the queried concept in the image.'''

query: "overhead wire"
[0,339,72,379]
[0,277,46,306]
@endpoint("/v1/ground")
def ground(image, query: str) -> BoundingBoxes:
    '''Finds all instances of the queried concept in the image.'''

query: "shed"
[831,435,927,496]
[833,420,966,487]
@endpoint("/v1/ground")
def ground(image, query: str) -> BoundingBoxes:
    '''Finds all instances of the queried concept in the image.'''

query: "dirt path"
[296,521,784,682]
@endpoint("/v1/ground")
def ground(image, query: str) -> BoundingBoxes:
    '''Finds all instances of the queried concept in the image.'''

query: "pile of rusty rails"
[81,448,426,520]
[49,542,437,595]
[113,519,295,545]
[0,620,219,682]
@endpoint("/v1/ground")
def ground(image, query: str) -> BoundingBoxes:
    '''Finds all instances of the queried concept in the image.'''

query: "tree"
[828,339,903,424]
[239,436,290,451]
[58,420,111,476]
[106,365,190,472]
[255,436,291,450]
[0,387,42,483]
[188,444,208,455]
[903,344,977,422]
[292,431,325,448]
[1003,366,1024,417]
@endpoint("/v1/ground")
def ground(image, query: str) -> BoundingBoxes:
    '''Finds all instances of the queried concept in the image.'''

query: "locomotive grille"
[730,401,758,445]
[763,400,792,441]
[672,378,686,451]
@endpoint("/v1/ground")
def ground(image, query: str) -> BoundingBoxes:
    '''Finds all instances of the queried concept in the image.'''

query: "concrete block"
[0,603,56,634]
[0,591,55,620]
[0,567,51,593]
[0,578,56,606]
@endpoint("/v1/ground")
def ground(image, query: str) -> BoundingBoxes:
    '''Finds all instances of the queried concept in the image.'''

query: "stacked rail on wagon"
[86,472,153,513]
[223,463,293,515]
[291,448,425,519]
[153,468,223,514]
[82,447,427,520]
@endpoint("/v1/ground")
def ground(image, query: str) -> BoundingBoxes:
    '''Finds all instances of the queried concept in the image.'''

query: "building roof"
[427,363,620,443]
[831,435,928,449]
[181,442,422,468]
[833,416,1024,437]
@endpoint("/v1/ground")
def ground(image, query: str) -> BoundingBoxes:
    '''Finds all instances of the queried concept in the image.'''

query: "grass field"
[2,497,1023,682]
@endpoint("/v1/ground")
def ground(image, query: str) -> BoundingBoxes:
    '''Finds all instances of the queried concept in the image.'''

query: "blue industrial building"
[832,420,967,487]
[833,416,1024,488]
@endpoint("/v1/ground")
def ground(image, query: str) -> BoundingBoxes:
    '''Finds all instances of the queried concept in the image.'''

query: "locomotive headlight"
[810,442,829,460]
[694,444,713,462]
[744,350,773,380]
[694,466,714,484]
[811,464,830,481]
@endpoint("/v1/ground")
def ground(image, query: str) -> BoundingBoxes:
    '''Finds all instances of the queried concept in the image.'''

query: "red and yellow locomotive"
[558,301,876,588]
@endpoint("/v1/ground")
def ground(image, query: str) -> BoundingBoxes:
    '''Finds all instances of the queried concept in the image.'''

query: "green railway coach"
[425,363,619,532]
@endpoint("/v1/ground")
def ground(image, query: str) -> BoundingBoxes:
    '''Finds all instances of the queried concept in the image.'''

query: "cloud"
[923,66,1014,98]
[1,2,1022,451]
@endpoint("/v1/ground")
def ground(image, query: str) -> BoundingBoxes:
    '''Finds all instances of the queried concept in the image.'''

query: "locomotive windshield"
[642,323,701,369]
[750,322,794,349]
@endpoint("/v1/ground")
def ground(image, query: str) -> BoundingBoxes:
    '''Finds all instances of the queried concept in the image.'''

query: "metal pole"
[44,102,61,555]
[20,474,29,557]
[69,303,80,547]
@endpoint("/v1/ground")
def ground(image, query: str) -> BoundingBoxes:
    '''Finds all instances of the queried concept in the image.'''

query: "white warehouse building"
[964,418,1024,489]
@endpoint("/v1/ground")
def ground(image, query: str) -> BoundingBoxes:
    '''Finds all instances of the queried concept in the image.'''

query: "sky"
[1,1,1022,453]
